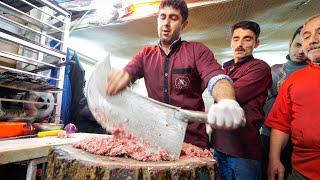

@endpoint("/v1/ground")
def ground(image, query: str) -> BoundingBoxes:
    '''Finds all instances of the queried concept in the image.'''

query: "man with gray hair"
[261,25,308,180]
[265,14,320,179]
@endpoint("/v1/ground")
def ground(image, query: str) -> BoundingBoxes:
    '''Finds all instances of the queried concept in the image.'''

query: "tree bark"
[46,145,218,180]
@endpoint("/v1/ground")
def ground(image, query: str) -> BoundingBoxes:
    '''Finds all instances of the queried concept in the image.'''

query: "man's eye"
[171,16,178,20]
[159,15,165,20]
[303,34,310,40]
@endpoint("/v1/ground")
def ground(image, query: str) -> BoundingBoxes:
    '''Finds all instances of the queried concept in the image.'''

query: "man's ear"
[182,20,188,30]
[254,39,260,48]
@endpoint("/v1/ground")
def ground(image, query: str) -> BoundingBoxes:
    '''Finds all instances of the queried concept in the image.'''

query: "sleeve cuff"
[207,74,233,94]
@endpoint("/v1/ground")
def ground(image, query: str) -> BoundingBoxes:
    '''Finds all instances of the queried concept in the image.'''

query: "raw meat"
[73,127,213,161]
[73,127,173,161]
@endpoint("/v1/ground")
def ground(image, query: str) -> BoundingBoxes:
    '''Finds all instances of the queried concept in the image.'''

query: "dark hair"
[159,0,188,22]
[231,20,261,39]
[290,26,303,44]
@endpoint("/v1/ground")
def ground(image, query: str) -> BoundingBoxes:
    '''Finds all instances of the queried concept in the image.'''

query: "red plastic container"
[0,122,33,138]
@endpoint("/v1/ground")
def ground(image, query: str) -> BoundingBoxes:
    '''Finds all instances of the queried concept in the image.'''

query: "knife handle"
[37,130,65,137]
[179,109,207,123]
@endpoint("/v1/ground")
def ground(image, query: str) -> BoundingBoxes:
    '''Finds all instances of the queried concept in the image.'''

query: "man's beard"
[161,38,174,46]
[160,30,180,46]
[308,53,320,64]
[307,46,320,64]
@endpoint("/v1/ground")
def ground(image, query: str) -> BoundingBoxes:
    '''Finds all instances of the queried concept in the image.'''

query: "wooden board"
[46,145,218,180]
[0,133,109,164]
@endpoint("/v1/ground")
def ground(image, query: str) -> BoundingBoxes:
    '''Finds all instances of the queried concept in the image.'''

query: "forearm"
[211,79,236,102]
[269,129,290,161]
[207,79,245,129]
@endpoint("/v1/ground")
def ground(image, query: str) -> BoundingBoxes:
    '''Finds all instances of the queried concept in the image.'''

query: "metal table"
[0,133,107,180]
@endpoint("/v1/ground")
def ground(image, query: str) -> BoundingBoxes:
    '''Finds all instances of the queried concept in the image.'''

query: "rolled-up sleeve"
[193,43,225,86]
[123,49,145,83]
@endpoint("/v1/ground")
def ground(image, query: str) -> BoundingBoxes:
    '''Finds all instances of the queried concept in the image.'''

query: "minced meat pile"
[73,127,213,161]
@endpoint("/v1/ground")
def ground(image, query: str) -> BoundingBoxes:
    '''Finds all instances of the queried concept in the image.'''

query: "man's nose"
[238,40,245,46]
[162,17,170,26]
[298,47,305,54]
[239,44,243,48]
[309,31,319,45]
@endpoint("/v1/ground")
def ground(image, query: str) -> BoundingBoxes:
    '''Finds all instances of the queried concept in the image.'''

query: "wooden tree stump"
[46,145,218,180]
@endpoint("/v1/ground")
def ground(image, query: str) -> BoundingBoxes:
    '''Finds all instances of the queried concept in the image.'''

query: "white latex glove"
[207,99,245,129]
[206,123,213,142]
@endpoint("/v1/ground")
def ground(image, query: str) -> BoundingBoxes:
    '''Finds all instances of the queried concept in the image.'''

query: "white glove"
[206,123,213,142]
[207,99,245,129]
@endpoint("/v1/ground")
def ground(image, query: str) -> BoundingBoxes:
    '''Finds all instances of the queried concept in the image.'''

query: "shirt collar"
[308,60,320,69]
[286,54,308,65]
[158,38,182,55]
[223,55,254,68]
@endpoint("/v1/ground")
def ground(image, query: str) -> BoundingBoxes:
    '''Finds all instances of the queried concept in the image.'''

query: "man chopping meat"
[106,0,245,150]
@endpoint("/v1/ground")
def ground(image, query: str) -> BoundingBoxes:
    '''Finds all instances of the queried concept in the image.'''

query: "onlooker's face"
[157,6,187,46]
[289,34,307,62]
[302,16,320,63]
[231,28,259,62]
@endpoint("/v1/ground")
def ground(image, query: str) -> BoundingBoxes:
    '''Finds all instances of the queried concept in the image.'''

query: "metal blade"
[86,55,191,157]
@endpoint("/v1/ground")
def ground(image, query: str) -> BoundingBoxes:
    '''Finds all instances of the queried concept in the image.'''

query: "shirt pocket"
[172,68,194,93]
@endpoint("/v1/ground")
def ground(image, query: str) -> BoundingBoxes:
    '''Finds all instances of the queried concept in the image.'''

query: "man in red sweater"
[265,14,320,179]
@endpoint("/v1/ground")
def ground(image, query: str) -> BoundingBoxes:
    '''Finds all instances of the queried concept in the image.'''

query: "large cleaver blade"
[86,55,208,157]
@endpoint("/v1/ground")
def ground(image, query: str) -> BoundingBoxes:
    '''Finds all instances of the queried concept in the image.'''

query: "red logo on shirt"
[175,76,190,90]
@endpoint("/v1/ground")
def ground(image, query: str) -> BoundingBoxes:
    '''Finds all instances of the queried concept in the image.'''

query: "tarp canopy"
[68,0,320,64]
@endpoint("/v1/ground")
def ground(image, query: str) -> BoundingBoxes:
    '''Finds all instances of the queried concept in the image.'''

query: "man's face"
[302,17,320,63]
[231,28,259,62]
[157,6,187,46]
[289,34,307,62]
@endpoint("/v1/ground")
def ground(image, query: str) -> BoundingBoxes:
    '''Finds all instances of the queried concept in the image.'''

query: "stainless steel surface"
[0,14,63,44]
[86,56,207,157]
[0,98,57,106]
[0,0,70,123]
[0,30,66,59]
[0,1,63,33]
[0,50,56,67]
[0,71,61,92]
[0,65,60,81]
[0,134,36,141]
[36,0,70,16]
[33,123,63,131]
[20,0,65,23]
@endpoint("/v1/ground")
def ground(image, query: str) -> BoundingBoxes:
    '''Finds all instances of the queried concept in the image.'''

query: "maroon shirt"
[124,39,224,149]
[212,55,272,160]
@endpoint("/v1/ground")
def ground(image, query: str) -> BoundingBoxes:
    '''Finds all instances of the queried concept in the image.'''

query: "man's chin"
[234,54,246,60]
[308,52,320,64]
[160,38,173,45]
[293,57,307,62]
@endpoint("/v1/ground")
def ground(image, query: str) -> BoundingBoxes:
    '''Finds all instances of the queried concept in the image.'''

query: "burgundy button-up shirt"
[212,55,272,160]
[124,39,224,149]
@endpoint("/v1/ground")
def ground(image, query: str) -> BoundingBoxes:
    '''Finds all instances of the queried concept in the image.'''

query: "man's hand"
[106,69,130,96]
[268,159,285,180]
[207,99,245,129]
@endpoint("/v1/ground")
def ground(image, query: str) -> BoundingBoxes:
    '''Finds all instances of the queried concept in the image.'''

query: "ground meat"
[73,127,213,161]
[73,127,173,161]
[180,143,213,158]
